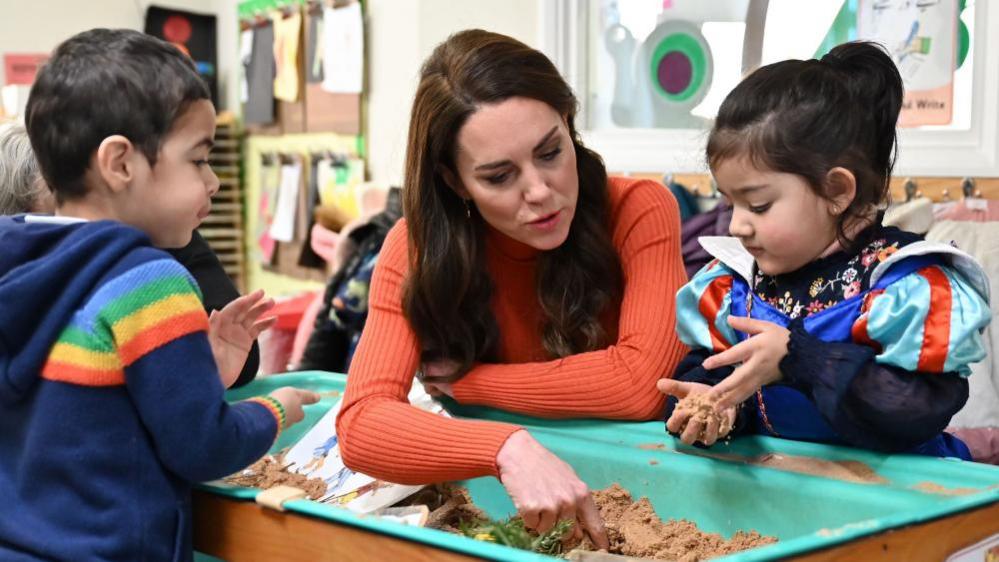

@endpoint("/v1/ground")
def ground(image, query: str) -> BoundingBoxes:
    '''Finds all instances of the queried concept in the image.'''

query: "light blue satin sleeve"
[675,260,739,351]
[861,265,990,376]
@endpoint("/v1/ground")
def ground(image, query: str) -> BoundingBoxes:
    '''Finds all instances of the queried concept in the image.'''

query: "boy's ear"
[824,167,857,216]
[94,135,139,193]
[437,165,469,199]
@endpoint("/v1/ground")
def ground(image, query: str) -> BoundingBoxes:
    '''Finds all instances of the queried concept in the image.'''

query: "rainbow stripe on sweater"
[41,259,208,386]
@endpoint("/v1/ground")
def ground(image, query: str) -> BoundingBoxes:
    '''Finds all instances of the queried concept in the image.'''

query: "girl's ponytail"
[822,42,904,182]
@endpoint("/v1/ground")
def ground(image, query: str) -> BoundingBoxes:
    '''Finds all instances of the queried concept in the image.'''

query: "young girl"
[659,41,992,461]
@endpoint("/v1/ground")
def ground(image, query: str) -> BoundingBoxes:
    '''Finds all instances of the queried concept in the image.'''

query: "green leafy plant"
[459,517,574,556]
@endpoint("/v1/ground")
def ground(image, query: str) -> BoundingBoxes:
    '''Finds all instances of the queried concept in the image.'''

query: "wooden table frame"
[194,490,999,561]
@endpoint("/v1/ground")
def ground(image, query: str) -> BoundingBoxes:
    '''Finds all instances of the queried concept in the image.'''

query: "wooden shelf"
[200,117,248,293]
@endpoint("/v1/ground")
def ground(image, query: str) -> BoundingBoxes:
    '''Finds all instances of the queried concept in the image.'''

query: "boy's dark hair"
[25,28,210,203]
[707,41,904,251]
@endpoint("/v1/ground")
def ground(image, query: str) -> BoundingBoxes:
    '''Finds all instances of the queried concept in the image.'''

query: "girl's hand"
[496,430,609,550]
[209,290,276,388]
[657,379,736,446]
[703,316,790,409]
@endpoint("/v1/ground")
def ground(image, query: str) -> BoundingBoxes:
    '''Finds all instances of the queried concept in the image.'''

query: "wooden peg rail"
[622,173,999,203]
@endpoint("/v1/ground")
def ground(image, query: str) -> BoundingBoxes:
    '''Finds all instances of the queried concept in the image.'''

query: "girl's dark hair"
[402,29,622,380]
[706,41,904,250]
[26,28,209,203]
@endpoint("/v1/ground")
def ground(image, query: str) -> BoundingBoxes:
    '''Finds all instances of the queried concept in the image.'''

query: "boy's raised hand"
[209,289,277,388]
[268,387,321,428]
[703,316,790,410]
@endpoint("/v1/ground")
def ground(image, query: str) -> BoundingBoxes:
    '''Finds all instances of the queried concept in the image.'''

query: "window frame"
[539,0,999,176]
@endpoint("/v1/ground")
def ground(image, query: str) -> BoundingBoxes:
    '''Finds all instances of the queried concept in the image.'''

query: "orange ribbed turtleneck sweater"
[336,177,688,484]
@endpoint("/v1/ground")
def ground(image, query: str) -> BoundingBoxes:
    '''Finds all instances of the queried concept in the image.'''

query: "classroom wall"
[214,0,541,187]
[0,0,238,113]
[364,0,540,188]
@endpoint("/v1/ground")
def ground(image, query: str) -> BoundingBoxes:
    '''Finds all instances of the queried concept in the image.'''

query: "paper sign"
[858,0,958,127]
[4,54,48,85]
[321,2,364,94]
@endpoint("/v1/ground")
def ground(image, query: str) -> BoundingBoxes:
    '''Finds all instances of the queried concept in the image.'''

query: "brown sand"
[911,482,980,496]
[224,453,328,500]
[673,394,733,439]
[638,443,667,451]
[410,483,775,560]
[748,454,887,485]
[577,484,776,561]
[679,448,888,486]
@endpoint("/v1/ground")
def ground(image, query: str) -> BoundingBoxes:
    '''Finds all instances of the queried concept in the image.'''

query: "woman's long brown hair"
[402,29,622,380]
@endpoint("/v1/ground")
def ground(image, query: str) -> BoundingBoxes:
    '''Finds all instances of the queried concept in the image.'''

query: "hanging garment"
[272,9,302,102]
[927,220,999,428]
[244,22,276,125]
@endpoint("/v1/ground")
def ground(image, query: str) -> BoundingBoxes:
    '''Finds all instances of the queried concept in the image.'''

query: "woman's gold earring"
[463,199,471,218]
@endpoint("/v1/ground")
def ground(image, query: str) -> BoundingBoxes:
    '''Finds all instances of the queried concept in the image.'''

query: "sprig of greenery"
[459,517,574,556]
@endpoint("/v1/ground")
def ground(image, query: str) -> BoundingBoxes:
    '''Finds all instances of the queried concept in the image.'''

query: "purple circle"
[657,51,692,95]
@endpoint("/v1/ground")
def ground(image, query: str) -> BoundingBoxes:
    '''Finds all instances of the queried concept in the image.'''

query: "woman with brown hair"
[337,29,688,545]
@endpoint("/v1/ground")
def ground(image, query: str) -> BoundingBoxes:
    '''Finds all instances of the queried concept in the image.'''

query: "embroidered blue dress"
[669,226,991,459]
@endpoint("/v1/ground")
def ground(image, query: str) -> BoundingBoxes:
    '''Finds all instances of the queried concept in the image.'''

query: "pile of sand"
[224,453,328,500]
[588,484,777,562]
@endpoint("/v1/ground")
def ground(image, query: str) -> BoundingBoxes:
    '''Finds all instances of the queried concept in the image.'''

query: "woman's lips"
[528,210,561,231]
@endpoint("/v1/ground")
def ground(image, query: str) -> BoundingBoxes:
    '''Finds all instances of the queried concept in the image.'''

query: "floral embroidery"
[805,300,833,314]
[877,246,898,262]
[843,281,861,299]
[773,291,795,316]
[752,229,915,321]
[809,278,824,298]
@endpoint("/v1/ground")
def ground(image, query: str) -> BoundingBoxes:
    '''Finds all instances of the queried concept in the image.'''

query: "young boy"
[0,29,318,560]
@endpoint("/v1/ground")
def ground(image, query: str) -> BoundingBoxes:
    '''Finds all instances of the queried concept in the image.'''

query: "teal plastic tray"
[203,371,999,561]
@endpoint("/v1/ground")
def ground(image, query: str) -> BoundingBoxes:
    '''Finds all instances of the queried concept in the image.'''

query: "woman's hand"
[209,290,276,388]
[657,379,735,446]
[703,316,790,409]
[496,430,609,550]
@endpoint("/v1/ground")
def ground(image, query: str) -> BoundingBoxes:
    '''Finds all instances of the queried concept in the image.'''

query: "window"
[541,0,997,176]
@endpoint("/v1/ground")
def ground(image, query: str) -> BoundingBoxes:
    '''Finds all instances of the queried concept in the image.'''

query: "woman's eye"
[539,148,561,161]
[485,173,509,185]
